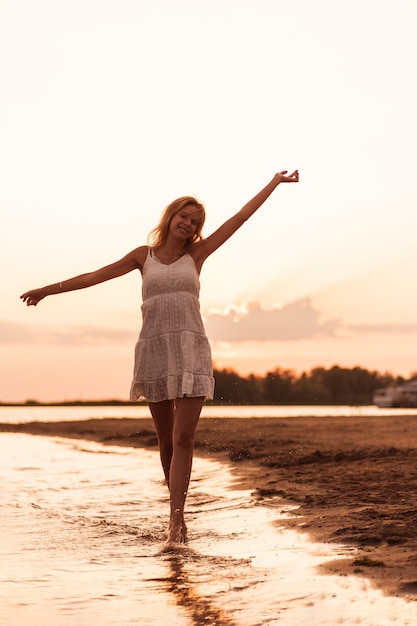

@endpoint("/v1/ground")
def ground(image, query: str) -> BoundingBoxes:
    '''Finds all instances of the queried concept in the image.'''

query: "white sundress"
[130,248,215,403]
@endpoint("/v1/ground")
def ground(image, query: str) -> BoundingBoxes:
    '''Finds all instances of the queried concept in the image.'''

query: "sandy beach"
[2,413,417,601]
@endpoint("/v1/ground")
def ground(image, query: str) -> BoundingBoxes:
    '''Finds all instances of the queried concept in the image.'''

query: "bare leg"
[149,400,174,486]
[167,396,203,544]
[149,400,183,535]
[149,396,204,545]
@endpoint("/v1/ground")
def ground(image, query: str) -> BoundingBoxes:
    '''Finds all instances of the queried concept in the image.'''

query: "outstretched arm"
[194,170,299,264]
[20,245,147,307]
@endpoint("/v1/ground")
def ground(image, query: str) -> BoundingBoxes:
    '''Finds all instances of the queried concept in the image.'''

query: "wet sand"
[2,414,417,601]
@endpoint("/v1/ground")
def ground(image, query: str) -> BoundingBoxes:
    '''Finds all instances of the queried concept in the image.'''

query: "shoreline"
[2,415,417,601]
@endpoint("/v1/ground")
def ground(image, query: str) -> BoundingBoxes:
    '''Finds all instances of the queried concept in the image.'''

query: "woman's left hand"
[274,170,299,183]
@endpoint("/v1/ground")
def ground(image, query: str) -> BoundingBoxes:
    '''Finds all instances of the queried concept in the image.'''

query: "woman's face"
[169,205,200,241]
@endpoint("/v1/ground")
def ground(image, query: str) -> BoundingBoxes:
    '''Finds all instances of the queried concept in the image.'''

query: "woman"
[21,170,299,546]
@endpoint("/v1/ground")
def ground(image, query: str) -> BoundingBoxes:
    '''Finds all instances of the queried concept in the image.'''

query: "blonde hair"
[148,196,206,250]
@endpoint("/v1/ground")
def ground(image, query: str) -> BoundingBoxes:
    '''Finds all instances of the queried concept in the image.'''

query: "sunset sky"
[2,0,417,402]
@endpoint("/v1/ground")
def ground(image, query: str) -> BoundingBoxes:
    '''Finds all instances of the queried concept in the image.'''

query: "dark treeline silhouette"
[2,366,414,407]
[212,365,414,405]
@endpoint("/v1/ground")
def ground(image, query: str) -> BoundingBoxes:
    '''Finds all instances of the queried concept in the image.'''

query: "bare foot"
[165,519,190,545]
[165,515,187,544]
[166,525,183,545]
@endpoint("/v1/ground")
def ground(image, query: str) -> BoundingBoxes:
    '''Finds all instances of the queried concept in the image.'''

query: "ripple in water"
[1,433,415,625]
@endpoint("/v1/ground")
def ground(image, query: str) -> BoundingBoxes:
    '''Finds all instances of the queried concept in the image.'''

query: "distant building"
[373,381,417,408]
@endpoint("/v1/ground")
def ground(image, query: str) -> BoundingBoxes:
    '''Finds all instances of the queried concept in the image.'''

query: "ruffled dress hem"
[130,373,215,403]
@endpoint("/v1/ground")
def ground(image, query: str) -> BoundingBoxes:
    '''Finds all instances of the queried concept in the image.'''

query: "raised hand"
[274,170,299,183]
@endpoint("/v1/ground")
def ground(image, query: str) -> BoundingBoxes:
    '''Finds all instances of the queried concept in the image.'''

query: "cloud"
[0,320,136,346]
[348,323,417,334]
[3,301,417,349]
[0,320,35,343]
[50,325,137,345]
[204,298,340,341]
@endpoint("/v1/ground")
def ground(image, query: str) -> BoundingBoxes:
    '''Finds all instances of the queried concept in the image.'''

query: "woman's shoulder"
[127,245,149,270]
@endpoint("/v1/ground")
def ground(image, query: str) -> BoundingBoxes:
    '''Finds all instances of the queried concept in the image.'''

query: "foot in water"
[165,517,188,547]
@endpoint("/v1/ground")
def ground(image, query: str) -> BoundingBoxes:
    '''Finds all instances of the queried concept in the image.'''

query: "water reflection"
[154,550,238,626]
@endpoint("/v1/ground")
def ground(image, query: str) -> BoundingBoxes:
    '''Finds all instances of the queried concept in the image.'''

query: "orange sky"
[2,0,417,402]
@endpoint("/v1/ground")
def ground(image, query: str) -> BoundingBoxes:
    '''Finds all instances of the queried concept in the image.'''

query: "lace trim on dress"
[130,373,215,403]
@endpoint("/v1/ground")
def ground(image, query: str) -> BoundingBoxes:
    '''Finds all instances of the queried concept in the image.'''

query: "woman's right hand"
[20,288,47,307]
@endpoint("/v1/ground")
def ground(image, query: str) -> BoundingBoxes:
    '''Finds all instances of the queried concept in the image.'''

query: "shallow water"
[1,433,415,626]
[2,404,417,424]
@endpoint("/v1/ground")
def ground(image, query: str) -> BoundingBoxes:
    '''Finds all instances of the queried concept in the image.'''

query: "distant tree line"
[3,365,414,407]
[212,366,414,405]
